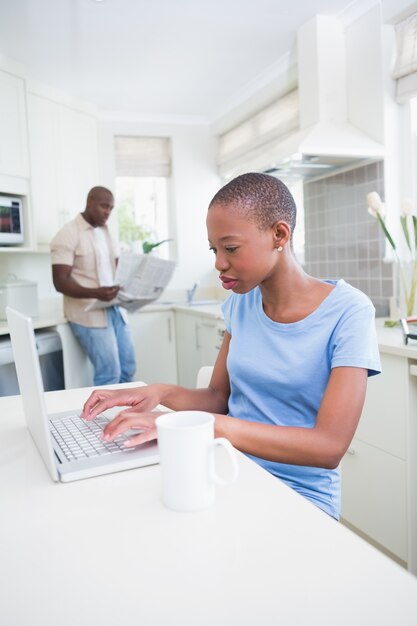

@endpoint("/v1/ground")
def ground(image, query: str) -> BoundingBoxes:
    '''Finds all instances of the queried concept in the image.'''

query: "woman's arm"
[214,366,368,469]
[82,332,232,420]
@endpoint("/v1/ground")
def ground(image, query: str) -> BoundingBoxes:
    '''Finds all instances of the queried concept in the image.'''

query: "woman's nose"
[214,252,229,272]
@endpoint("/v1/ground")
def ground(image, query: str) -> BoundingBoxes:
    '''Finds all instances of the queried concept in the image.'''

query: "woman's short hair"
[208,172,296,234]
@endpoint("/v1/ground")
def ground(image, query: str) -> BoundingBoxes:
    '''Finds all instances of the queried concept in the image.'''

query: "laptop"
[6,306,160,482]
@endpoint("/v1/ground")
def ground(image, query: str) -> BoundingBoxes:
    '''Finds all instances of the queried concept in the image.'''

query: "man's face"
[85,190,114,227]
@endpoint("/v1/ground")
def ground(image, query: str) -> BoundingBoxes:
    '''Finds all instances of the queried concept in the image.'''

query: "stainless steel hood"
[263,15,385,182]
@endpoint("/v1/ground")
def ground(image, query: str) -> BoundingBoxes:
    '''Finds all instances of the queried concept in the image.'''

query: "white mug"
[155,411,239,512]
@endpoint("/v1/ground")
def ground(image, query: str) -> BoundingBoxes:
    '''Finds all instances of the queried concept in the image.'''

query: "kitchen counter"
[0,297,66,335]
[2,298,414,358]
[375,319,417,358]
[1,384,417,626]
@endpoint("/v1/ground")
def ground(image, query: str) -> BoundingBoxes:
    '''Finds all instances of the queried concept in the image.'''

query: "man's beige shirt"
[50,214,119,327]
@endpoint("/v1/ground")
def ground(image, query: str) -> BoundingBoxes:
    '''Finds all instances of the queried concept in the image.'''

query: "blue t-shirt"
[221,280,381,519]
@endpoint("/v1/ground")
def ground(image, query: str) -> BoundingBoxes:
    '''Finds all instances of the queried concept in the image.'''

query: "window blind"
[114,136,171,177]
[392,12,417,103]
[217,90,299,176]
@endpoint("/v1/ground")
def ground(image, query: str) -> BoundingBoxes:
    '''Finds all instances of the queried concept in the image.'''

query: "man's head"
[83,186,114,227]
[208,172,296,237]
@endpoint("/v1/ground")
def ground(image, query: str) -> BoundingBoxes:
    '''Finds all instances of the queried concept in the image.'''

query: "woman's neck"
[260,257,335,323]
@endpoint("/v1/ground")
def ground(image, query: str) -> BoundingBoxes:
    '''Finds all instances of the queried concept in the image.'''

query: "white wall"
[99,117,221,292]
[0,252,57,300]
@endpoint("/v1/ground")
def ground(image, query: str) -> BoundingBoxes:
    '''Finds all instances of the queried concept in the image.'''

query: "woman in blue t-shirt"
[81,173,381,518]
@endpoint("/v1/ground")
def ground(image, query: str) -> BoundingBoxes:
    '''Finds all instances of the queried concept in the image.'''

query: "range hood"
[263,15,385,182]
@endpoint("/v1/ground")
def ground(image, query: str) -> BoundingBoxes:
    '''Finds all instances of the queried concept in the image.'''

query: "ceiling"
[0,0,357,123]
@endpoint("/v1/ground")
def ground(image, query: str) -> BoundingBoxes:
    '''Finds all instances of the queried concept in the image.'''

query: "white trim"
[337,0,380,28]
[98,110,209,126]
[210,51,297,135]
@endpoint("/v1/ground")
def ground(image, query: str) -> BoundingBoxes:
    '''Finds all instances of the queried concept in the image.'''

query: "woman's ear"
[272,221,291,249]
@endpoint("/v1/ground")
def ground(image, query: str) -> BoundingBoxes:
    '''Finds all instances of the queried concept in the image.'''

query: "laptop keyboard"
[50,414,133,462]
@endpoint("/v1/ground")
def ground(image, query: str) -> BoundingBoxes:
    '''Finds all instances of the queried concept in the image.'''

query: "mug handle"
[209,437,239,486]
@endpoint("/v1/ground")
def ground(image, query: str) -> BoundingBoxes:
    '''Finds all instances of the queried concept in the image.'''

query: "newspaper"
[85,251,176,313]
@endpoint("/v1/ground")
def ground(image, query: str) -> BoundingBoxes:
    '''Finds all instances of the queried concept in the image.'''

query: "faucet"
[186,282,199,304]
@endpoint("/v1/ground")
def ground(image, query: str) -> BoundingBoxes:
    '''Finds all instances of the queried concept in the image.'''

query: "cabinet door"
[176,312,223,388]
[58,105,99,222]
[196,319,219,370]
[341,437,407,562]
[129,311,177,385]
[355,353,407,459]
[27,94,61,244]
[27,94,100,247]
[0,71,29,177]
[175,312,200,388]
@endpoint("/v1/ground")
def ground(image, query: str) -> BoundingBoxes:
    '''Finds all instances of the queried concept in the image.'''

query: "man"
[51,186,136,386]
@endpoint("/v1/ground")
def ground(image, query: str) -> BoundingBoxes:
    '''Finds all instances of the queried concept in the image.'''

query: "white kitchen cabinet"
[27,92,99,247]
[341,351,417,571]
[0,70,29,179]
[175,310,224,388]
[55,322,94,389]
[128,310,177,385]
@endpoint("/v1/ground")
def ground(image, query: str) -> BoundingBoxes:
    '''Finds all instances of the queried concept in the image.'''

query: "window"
[114,136,172,258]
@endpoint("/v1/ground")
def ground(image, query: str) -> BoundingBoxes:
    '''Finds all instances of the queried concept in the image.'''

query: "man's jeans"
[70,306,136,386]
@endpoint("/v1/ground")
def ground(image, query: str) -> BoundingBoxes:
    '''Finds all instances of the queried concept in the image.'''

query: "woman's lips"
[220,276,238,290]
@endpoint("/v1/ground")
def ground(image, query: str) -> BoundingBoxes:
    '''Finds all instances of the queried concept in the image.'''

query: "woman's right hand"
[81,384,163,421]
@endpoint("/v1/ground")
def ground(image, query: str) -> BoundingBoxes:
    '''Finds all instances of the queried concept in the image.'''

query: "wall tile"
[304,161,391,317]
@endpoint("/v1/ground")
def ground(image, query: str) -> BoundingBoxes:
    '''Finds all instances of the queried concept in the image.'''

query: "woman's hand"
[102,409,166,447]
[81,385,162,421]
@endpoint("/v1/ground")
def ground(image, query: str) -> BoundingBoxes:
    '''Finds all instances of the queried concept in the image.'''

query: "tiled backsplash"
[303,161,392,317]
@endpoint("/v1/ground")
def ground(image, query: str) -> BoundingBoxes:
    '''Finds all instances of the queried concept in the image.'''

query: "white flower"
[367,191,386,218]
[401,198,414,217]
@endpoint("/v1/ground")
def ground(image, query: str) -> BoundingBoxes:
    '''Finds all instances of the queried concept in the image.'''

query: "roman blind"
[114,136,172,177]
[217,89,299,177]
[392,12,417,103]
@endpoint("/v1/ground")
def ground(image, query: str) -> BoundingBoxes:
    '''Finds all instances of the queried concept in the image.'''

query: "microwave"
[0,196,24,245]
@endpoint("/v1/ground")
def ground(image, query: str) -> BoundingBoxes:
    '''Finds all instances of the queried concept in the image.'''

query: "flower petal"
[401,198,414,217]
[366,191,383,212]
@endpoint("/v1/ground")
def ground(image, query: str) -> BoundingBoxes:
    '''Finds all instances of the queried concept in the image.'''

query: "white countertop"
[2,298,416,360]
[0,297,67,336]
[1,384,417,626]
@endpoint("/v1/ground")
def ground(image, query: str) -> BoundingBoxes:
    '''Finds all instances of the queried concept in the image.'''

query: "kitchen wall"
[0,117,222,302]
[304,161,392,317]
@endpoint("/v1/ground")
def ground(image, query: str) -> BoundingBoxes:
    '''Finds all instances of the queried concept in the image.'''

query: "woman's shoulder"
[333,279,375,311]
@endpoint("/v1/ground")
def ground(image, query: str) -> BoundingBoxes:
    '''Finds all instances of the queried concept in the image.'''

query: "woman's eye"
[225,247,238,253]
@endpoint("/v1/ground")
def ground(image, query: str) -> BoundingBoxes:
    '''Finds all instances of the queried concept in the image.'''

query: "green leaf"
[413,215,417,251]
[400,215,412,253]
[142,239,172,254]
[376,213,396,251]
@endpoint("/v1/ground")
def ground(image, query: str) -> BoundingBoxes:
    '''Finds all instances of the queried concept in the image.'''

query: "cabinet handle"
[346,448,356,456]
[167,317,172,342]
[195,323,200,350]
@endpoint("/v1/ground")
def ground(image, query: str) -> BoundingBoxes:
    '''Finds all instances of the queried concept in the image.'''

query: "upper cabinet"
[27,90,100,248]
[0,70,29,179]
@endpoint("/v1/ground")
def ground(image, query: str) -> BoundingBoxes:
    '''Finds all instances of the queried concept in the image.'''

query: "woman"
[82,173,381,518]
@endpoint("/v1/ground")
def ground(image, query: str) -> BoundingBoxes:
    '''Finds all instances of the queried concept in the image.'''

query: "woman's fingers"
[81,390,128,419]
[123,429,157,447]
[81,387,160,420]
[102,410,163,442]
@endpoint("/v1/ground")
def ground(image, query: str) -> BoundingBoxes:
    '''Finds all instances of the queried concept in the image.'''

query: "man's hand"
[95,285,120,301]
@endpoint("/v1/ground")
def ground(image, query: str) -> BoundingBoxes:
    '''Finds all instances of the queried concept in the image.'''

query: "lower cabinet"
[128,310,177,385]
[341,352,417,571]
[341,438,407,561]
[175,311,224,388]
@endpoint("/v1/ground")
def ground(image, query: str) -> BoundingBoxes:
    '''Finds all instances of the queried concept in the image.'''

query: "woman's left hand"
[102,409,167,447]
